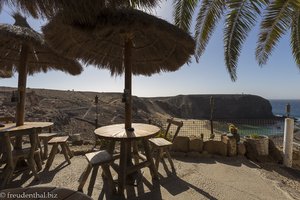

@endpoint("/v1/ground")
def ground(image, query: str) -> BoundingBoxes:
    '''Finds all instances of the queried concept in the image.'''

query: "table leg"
[42,138,48,159]
[107,141,115,155]
[142,139,159,180]
[118,141,128,196]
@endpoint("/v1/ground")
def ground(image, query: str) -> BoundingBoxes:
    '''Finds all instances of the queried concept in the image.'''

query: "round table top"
[94,123,160,140]
[0,122,53,134]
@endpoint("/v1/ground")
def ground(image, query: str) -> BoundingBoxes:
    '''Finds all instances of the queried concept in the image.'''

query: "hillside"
[0,87,274,140]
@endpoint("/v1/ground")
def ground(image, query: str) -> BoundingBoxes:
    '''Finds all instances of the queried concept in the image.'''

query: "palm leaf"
[194,0,225,61]
[173,0,199,31]
[291,8,300,68]
[224,0,268,81]
[256,0,294,66]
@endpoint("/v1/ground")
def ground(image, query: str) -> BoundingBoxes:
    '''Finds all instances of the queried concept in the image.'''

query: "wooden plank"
[149,138,172,147]
[64,192,93,200]
[126,161,150,175]
[48,136,69,144]
[42,187,76,200]
[38,133,57,138]
[0,122,53,136]
[85,150,112,166]
[0,187,30,200]
[167,118,183,127]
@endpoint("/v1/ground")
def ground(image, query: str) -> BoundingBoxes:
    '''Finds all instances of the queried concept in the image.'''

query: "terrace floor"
[4,154,300,200]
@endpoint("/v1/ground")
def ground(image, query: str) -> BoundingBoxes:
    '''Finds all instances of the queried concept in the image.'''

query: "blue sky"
[1,1,300,99]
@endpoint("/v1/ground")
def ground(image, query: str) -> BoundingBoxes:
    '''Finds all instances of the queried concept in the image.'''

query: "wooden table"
[0,122,53,149]
[0,122,54,188]
[0,122,53,135]
[94,123,160,195]
[0,186,93,200]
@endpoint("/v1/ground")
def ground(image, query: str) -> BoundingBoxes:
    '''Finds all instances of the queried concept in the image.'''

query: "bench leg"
[45,144,58,170]
[61,144,71,164]
[165,149,175,174]
[154,148,163,171]
[142,139,159,180]
[34,151,43,171]
[87,166,99,196]
[102,164,116,194]
[26,157,39,180]
[42,138,49,159]
[78,164,93,192]
[65,144,73,158]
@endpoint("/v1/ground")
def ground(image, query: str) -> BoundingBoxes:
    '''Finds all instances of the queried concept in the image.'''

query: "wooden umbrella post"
[124,35,133,131]
[15,44,29,149]
[16,44,29,126]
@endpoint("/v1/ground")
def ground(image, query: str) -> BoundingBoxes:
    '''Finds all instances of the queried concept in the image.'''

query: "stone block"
[203,140,227,156]
[171,136,190,152]
[237,142,246,156]
[187,151,201,158]
[227,137,237,156]
[189,136,203,152]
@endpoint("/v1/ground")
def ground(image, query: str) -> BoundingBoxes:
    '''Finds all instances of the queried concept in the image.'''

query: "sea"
[269,99,300,121]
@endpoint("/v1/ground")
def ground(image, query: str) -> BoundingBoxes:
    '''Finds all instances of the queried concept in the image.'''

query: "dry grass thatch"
[0,68,12,78]
[0,13,83,76]
[43,8,195,76]
[0,0,161,19]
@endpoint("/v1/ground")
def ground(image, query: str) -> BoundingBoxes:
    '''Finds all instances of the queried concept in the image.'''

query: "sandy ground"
[2,154,300,200]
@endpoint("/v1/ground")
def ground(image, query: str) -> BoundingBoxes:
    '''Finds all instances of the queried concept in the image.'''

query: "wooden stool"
[78,150,116,196]
[38,133,58,159]
[45,136,73,170]
[148,118,183,174]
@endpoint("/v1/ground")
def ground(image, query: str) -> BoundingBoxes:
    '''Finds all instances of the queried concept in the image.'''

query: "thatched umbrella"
[0,13,83,127]
[43,8,195,130]
[0,0,160,19]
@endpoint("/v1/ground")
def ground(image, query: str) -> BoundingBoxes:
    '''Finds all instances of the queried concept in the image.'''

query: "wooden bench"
[45,136,73,170]
[38,132,58,159]
[148,118,183,174]
[78,150,115,196]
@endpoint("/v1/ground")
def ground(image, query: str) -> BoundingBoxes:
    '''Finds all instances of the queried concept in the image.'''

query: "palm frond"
[224,0,267,81]
[256,0,293,66]
[291,8,300,69]
[194,0,225,60]
[173,0,199,31]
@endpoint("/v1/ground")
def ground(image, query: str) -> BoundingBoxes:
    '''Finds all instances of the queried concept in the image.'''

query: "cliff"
[145,94,274,119]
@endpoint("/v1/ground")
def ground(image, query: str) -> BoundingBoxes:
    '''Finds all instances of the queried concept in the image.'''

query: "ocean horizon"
[269,99,300,120]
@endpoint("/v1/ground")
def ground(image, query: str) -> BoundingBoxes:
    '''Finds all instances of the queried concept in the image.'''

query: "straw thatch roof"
[0,68,12,78]
[0,13,83,76]
[43,8,195,76]
[0,0,160,19]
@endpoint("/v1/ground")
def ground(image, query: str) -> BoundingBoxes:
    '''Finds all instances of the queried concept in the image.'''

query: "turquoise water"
[233,100,300,136]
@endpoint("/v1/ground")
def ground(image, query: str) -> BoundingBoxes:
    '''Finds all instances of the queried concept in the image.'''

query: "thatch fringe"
[0,0,160,19]
[43,8,195,76]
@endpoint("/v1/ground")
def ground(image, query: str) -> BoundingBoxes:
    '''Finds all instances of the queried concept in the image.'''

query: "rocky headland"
[0,87,275,140]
